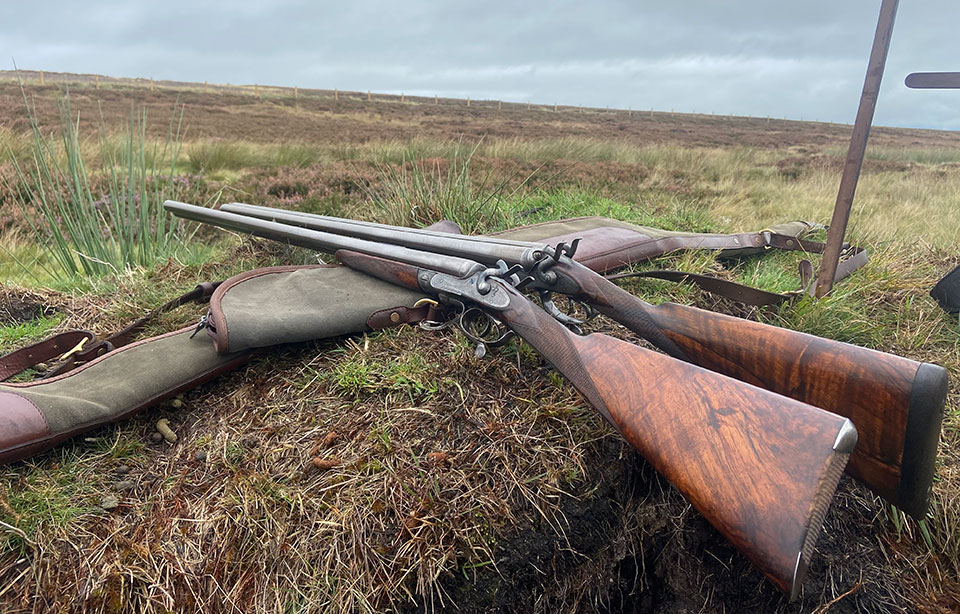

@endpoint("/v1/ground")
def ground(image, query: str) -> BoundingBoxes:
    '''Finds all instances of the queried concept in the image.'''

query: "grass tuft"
[185,140,262,173]
[366,141,531,233]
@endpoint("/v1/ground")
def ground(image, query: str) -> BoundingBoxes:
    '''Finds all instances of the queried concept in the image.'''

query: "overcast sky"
[3,1,959,130]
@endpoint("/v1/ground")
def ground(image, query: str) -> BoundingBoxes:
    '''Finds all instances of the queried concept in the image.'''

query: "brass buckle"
[58,338,89,362]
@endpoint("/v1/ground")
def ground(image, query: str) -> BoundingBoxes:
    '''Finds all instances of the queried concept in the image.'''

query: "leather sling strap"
[0,282,220,382]
[366,302,447,330]
[607,235,868,307]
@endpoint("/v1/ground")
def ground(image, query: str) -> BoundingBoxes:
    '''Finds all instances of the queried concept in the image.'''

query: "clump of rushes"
[4,89,193,280]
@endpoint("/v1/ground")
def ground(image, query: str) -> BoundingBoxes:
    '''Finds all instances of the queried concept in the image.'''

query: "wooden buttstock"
[646,301,946,518]
[496,287,856,597]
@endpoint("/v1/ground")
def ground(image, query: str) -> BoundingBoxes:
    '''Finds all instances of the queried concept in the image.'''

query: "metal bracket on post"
[905,72,960,89]
[815,0,899,298]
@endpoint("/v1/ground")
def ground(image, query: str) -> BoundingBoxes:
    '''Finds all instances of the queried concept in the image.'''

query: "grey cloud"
[2,1,959,130]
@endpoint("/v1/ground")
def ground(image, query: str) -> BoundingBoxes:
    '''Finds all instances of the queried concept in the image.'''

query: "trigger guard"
[457,308,514,349]
[537,291,586,327]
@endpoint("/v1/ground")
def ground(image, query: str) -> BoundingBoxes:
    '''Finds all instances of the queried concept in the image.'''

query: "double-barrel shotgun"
[214,201,946,519]
[165,199,858,597]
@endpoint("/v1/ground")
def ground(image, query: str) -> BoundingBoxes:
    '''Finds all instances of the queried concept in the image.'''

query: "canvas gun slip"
[165,200,856,598]
[216,201,947,519]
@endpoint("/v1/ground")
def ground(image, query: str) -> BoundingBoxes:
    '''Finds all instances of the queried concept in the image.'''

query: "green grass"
[186,140,265,173]
[0,315,62,349]
[826,145,960,165]
[0,127,32,166]
[325,344,441,401]
[10,130,955,250]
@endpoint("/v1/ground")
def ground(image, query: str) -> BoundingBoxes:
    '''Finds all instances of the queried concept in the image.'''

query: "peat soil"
[398,434,938,614]
[0,288,58,325]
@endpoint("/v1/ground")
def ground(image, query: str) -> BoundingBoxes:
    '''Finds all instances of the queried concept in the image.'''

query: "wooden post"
[554,103,558,112]
[498,100,502,111]
[95,75,99,89]
[294,86,299,100]
[334,88,339,101]
[39,70,44,85]
[401,92,405,102]
[255,84,260,98]
[650,108,654,118]
[434,94,438,104]
[150,77,155,91]
[367,90,371,101]
[629,107,632,117]
[203,80,208,91]
[815,0,899,298]
[466,97,470,107]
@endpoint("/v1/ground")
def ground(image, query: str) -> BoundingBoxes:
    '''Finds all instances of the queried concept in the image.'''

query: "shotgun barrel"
[164,201,484,279]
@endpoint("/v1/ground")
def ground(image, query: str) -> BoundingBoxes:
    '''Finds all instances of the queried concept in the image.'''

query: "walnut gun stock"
[216,202,946,518]
[337,250,856,599]
[558,259,945,519]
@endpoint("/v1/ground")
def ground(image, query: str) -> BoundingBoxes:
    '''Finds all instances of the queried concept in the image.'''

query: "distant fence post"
[367,90,371,101]
[295,86,299,100]
[629,107,632,117]
[150,77,155,91]
[334,88,339,101]
[95,75,99,89]
[466,97,470,107]
[401,92,405,102]
[40,71,44,85]
[434,94,438,104]
[498,100,502,111]
[554,103,558,112]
